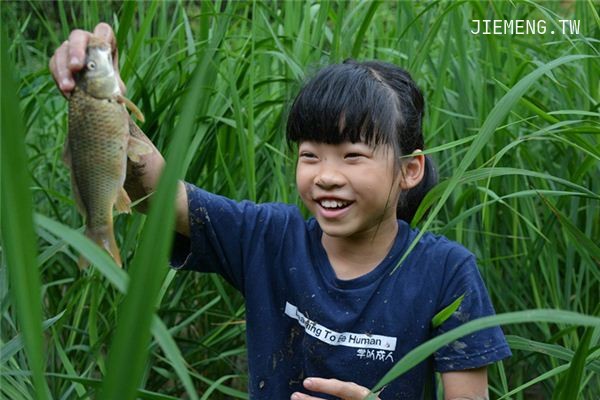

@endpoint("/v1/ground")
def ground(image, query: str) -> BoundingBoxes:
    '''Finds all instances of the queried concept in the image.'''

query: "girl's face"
[296,140,402,241]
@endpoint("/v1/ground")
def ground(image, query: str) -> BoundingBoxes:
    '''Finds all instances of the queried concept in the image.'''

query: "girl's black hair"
[286,59,438,223]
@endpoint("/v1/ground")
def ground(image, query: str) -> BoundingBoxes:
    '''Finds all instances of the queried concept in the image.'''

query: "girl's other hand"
[291,377,380,400]
[49,22,124,98]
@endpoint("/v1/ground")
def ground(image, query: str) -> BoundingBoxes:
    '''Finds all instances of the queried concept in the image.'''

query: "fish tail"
[80,225,123,268]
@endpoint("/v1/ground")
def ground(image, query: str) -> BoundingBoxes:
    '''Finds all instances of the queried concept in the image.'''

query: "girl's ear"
[400,151,425,190]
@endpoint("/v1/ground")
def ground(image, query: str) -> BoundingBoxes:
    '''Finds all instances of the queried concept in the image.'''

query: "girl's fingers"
[93,22,119,68]
[297,378,376,400]
[93,22,116,50]
[49,40,75,96]
[290,393,322,400]
[67,29,91,70]
[48,29,90,98]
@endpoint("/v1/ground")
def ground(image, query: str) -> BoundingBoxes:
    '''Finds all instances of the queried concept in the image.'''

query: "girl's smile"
[314,198,353,220]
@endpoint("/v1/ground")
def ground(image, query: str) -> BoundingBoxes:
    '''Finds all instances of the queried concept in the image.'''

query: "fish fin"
[115,187,132,214]
[117,94,145,123]
[82,225,123,268]
[127,136,153,162]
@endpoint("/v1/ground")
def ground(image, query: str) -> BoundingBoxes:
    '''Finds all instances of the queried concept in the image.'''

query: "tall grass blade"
[98,10,231,400]
[552,328,594,399]
[120,0,160,81]
[150,317,197,400]
[498,363,570,399]
[396,54,596,270]
[538,192,600,264]
[115,1,136,48]
[36,214,197,398]
[35,214,127,292]
[1,311,65,364]
[0,26,51,400]
[45,373,180,400]
[350,1,381,58]
[413,167,599,225]
[506,335,600,373]
[431,294,464,328]
[371,310,600,393]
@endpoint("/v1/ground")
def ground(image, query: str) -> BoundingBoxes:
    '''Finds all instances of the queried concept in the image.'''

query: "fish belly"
[67,89,129,264]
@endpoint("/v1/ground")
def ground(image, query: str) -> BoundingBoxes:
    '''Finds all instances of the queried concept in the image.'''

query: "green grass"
[1,0,599,399]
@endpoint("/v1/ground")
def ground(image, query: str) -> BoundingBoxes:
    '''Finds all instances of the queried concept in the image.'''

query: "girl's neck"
[321,219,399,280]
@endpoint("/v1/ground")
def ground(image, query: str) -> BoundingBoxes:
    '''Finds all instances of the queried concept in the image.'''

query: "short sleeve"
[169,182,300,294]
[432,251,511,372]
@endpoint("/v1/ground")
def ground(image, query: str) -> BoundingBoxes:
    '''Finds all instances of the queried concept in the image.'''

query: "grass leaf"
[0,25,51,400]
[34,214,198,397]
[98,9,231,400]
[1,311,65,364]
[372,310,600,392]
[431,294,465,328]
[45,373,179,400]
[398,54,596,267]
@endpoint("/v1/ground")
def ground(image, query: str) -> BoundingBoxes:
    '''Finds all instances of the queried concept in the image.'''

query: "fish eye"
[87,61,96,70]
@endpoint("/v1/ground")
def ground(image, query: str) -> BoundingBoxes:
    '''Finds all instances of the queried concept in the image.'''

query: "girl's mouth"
[319,199,350,209]
[315,198,353,219]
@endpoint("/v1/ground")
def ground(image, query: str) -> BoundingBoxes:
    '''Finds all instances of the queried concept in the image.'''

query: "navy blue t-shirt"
[171,183,511,399]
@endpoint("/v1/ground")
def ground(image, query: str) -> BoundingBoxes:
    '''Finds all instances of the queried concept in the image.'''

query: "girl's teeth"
[320,200,348,209]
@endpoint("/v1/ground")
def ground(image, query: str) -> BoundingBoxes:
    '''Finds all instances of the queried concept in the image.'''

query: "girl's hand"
[49,22,124,98]
[291,378,380,400]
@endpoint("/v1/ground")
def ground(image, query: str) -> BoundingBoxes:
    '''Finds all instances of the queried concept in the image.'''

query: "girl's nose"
[314,166,345,189]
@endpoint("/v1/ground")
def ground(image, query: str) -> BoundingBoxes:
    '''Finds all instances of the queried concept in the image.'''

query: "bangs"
[286,63,401,150]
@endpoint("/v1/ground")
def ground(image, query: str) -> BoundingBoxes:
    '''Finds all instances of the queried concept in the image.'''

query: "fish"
[64,35,151,268]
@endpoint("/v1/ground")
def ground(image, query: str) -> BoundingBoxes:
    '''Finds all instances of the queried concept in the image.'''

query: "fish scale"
[68,92,129,228]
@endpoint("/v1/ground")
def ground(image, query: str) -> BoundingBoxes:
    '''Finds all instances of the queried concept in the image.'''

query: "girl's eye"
[87,61,96,70]
[345,153,364,159]
[299,152,317,160]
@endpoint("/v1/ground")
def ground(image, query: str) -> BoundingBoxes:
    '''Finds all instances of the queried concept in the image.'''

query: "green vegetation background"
[1,1,599,399]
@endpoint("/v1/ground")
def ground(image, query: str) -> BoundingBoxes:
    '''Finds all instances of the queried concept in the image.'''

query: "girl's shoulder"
[399,220,475,265]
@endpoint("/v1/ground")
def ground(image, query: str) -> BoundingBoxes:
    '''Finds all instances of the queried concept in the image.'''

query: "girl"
[51,23,510,400]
